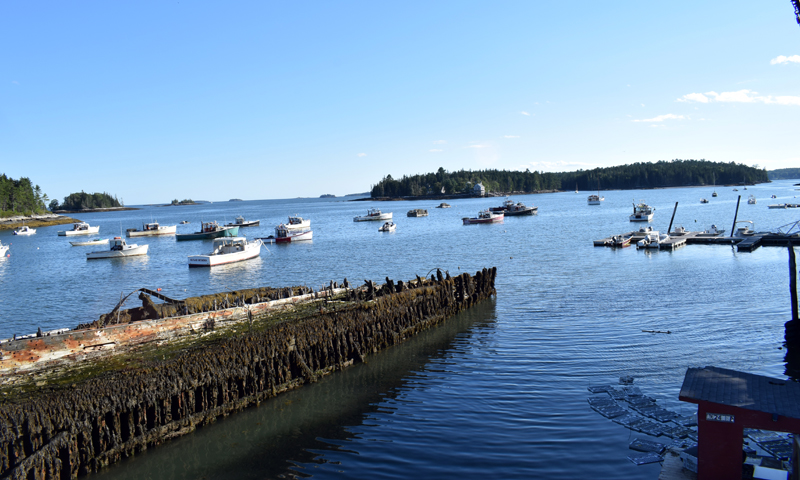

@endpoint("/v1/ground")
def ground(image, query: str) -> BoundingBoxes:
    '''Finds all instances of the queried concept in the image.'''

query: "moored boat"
[13,225,36,236]
[490,198,537,215]
[462,210,504,225]
[176,222,239,241]
[354,208,392,222]
[587,194,604,205]
[70,238,109,247]
[629,202,655,222]
[733,221,755,237]
[698,224,725,236]
[180,220,190,224]
[407,209,428,217]
[58,222,100,236]
[607,234,631,247]
[226,216,260,228]
[769,203,800,209]
[86,237,148,259]
[188,237,263,267]
[284,215,311,230]
[637,231,667,249]
[379,222,396,232]
[700,198,709,204]
[747,195,757,205]
[126,222,177,238]
[436,203,451,208]
[0,241,8,256]
[274,224,313,243]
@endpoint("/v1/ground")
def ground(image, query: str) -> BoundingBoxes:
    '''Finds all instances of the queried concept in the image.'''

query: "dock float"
[594,231,799,252]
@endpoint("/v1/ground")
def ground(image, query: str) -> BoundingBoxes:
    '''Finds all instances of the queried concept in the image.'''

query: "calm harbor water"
[2,180,800,479]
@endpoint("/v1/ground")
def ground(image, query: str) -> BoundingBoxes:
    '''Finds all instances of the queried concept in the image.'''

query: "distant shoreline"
[0,214,81,231]
[357,182,771,201]
[53,207,139,213]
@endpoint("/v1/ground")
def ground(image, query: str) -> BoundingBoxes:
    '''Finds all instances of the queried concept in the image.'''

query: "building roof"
[680,366,800,418]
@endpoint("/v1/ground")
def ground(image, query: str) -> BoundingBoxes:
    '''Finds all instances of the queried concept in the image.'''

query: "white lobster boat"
[13,225,36,235]
[188,237,263,267]
[354,209,392,222]
[126,222,177,238]
[58,222,100,236]
[226,216,260,228]
[0,241,8,256]
[284,215,311,230]
[86,237,148,259]
[629,202,655,222]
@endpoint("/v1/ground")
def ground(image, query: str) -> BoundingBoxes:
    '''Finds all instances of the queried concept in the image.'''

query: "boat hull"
[70,239,109,246]
[86,244,149,259]
[462,215,504,225]
[58,226,100,236]
[176,226,239,241]
[276,230,313,243]
[127,225,177,237]
[13,228,36,235]
[629,214,654,222]
[284,220,310,230]
[226,221,260,227]
[188,241,262,266]
[505,207,537,216]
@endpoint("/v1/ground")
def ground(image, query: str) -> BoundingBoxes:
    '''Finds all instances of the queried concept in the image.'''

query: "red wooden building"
[679,366,800,479]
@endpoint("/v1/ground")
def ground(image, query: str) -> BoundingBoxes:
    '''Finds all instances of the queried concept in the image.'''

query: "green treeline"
[50,192,123,211]
[370,160,768,198]
[768,168,800,180]
[0,174,49,216]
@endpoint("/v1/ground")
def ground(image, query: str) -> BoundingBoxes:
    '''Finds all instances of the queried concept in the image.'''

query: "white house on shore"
[473,182,485,196]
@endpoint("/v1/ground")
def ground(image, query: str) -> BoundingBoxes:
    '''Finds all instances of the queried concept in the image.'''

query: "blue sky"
[2,1,799,204]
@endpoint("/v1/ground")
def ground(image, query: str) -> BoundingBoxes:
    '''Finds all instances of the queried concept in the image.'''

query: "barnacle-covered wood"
[0,268,496,479]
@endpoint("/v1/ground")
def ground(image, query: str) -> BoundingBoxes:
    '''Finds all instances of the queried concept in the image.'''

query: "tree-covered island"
[0,174,50,216]
[369,160,769,198]
[49,192,133,212]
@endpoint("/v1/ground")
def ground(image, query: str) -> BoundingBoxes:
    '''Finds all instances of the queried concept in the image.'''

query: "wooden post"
[790,243,798,323]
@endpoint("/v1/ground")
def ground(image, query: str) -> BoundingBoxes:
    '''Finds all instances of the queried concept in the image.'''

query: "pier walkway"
[594,231,799,252]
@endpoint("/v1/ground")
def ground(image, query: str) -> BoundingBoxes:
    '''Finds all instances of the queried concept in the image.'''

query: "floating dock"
[594,231,799,252]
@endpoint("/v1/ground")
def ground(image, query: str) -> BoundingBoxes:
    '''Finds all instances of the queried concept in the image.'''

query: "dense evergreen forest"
[370,160,768,198]
[50,192,123,211]
[768,168,800,180]
[0,174,49,216]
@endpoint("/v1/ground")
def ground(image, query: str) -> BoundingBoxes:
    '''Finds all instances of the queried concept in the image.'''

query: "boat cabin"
[367,208,382,217]
[201,222,220,233]
[72,222,91,231]
[288,216,304,225]
[212,237,247,254]
[110,237,126,251]
[143,222,160,231]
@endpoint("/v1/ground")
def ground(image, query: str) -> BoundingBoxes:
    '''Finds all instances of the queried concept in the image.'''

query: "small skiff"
[354,209,392,222]
[378,222,396,232]
[70,238,109,247]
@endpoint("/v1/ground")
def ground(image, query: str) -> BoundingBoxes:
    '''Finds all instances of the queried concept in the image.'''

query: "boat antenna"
[730,195,741,238]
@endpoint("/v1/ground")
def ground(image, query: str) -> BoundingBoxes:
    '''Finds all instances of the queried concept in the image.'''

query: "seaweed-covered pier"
[0,268,496,479]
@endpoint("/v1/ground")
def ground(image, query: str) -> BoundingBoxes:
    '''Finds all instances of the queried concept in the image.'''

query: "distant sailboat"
[712,173,718,198]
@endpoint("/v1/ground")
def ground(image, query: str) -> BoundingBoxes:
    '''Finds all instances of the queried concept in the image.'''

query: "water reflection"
[92,300,496,480]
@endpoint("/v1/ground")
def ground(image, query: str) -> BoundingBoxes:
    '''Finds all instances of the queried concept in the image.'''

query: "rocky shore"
[0,214,81,231]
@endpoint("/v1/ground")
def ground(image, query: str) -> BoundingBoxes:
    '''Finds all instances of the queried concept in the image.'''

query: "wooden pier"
[594,230,799,252]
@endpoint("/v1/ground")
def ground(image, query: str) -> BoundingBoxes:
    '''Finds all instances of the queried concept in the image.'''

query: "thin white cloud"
[678,89,800,106]
[11,80,18,85]
[432,140,447,144]
[678,93,710,103]
[503,135,520,139]
[357,153,367,157]
[429,149,443,152]
[633,113,685,123]
[771,55,800,65]
[641,104,645,107]
[468,144,488,148]
[520,111,530,116]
